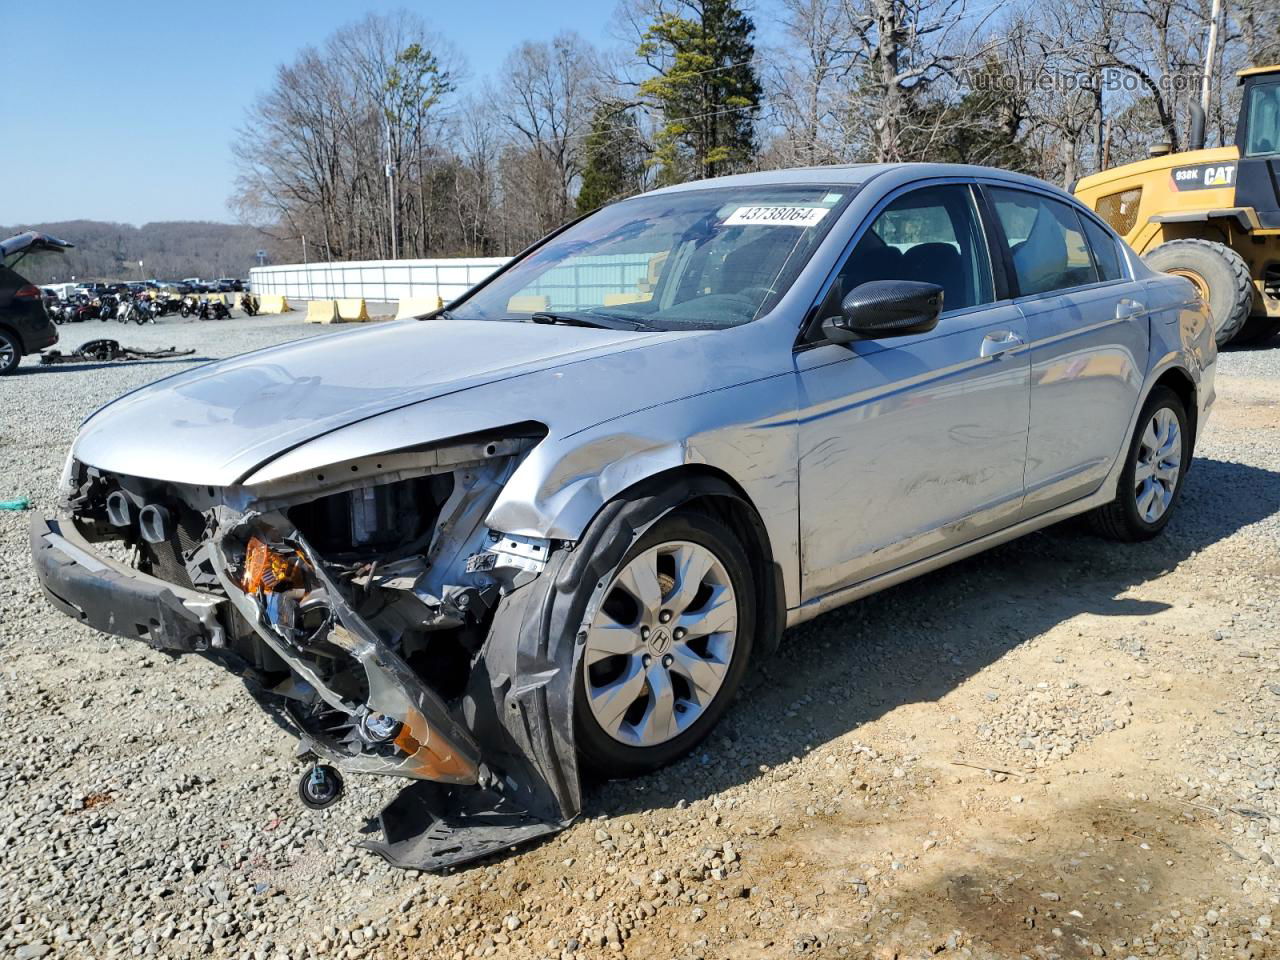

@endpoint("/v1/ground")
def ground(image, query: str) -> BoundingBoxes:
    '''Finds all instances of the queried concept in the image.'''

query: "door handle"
[1116,298,1146,320]
[980,330,1024,359]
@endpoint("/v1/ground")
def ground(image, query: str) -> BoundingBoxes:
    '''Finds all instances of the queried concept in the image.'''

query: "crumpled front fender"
[487,430,687,541]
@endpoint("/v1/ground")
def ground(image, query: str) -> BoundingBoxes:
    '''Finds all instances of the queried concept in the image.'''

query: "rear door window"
[1079,215,1125,282]
[989,187,1100,296]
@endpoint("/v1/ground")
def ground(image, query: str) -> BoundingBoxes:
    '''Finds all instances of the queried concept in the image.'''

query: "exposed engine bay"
[32,429,597,870]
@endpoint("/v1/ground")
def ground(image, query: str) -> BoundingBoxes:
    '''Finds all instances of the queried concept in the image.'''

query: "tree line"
[231,0,1280,264]
[1,220,262,284]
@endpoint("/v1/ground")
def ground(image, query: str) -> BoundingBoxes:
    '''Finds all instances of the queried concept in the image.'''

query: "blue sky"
[1,0,630,226]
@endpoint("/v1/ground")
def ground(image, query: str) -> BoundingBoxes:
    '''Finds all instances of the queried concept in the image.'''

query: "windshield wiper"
[530,311,647,331]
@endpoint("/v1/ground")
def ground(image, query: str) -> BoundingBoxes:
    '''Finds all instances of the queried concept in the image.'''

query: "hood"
[72,318,689,486]
[1,231,74,261]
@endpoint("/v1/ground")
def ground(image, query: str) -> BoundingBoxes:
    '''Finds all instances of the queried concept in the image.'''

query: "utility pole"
[385,121,398,260]
[302,235,311,300]
[1201,0,1222,119]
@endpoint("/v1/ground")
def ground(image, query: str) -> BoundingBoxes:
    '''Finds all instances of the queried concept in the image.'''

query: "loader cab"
[1236,67,1280,228]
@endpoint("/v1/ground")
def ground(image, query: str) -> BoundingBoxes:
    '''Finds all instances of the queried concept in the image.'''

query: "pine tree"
[637,0,761,185]
[576,102,646,214]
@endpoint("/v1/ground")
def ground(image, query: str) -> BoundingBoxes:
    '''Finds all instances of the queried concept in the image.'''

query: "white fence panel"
[249,257,511,304]
[249,253,658,309]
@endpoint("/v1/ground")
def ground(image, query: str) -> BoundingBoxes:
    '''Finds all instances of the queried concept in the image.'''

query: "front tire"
[573,510,755,778]
[1090,385,1190,541]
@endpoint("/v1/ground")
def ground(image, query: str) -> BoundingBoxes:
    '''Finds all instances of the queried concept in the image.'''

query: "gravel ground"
[1,315,1278,960]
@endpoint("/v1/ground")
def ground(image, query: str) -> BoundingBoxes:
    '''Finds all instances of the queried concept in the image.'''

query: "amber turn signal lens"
[241,536,305,594]
[395,707,480,784]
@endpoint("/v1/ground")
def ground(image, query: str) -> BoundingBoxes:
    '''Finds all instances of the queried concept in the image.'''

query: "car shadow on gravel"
[593,456,1280,816]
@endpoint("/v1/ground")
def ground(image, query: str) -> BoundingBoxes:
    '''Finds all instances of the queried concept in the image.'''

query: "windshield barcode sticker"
[723,206,830,227]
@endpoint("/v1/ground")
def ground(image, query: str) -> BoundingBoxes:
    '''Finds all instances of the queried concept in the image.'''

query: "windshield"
[449,185,853,331]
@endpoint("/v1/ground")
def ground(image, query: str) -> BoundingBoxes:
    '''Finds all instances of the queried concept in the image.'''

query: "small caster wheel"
[298,764,344,810]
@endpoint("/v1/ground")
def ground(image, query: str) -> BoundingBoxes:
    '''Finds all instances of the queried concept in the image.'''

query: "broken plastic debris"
[0,497,30,511]
[39,339,195,364]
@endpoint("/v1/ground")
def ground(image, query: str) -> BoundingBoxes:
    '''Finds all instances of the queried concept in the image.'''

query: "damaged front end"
[31,428,586,870]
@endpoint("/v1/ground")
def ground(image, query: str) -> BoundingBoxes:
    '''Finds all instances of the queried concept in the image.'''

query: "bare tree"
[766,0,860,164]
[499,32,600,238]
[839,0,997,161]
[232,12,460,262]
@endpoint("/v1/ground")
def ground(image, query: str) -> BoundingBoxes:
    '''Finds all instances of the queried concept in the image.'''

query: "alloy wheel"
[582,540,738,748]
[1133,407,1182,523]
[0,337,16,372]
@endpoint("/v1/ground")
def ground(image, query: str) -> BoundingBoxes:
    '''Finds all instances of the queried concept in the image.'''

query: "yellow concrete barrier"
[395,297,443,320]
[507,295,550,313]
[336,298,371,322]
[306,300,340,324]
[603,292,652,306]
[258,294,289,314]
[204,293,226,305]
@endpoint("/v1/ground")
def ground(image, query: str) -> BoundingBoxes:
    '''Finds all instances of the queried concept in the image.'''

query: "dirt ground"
[384,355,1280,960]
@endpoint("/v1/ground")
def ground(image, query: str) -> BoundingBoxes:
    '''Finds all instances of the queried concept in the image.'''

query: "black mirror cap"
[823,280,944,343]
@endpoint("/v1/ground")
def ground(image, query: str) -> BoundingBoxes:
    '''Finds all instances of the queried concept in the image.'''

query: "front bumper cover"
[30,514,224,653]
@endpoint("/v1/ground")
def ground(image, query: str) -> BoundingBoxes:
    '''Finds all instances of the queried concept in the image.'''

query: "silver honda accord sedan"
[31,163,1216,869]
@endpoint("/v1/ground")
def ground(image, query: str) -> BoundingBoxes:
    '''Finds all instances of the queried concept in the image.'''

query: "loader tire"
[1144,239,1253,346]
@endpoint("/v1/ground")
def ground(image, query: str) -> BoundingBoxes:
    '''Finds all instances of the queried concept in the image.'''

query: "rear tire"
[1089,386,1190,542]
[0,329,20,376]
[1144,239,1253,346]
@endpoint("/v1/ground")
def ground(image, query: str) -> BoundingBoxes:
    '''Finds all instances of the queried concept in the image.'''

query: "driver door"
[796,183,1031,601]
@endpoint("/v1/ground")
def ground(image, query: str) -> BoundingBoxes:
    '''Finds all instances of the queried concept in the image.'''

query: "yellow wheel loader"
[1075,66,1280,346]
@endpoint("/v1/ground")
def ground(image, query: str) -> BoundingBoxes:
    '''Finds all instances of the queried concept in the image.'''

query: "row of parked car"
[1,231,259,375]
[47,277,249,300]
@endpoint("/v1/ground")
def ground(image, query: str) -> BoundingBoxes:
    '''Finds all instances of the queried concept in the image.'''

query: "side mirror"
[821,280,944,344]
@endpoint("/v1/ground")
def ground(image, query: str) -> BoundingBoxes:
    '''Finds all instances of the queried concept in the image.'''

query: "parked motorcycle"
[194,298,230,321]
[134,297,160,324]
[239,293,258,317]
[97,295,118,322]
[66,297,96,324]
[116,295,154,325]
[178,294,198,318]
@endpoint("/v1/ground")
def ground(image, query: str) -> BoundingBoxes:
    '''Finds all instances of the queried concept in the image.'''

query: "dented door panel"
[795,303,1031,601]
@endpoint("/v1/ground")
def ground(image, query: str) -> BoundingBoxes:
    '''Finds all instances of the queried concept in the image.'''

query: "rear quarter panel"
[1142,272,1217,436]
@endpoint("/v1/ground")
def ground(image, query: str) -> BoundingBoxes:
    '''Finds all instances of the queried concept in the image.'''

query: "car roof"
[639,162,1076,203]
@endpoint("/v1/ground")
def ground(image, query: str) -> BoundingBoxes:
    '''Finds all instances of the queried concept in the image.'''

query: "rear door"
[984,184,1148,516]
